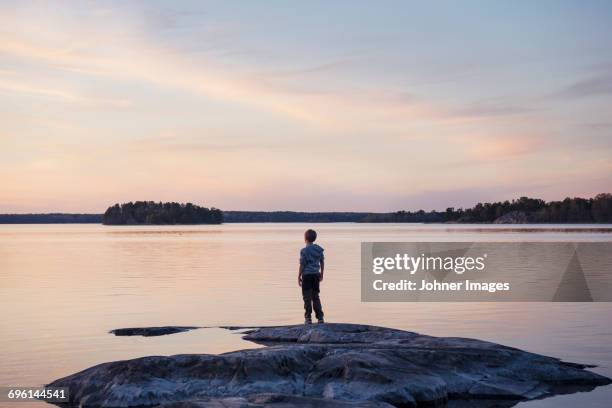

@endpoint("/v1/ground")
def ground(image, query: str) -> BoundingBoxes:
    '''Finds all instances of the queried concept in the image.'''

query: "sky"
[1,1,611,213]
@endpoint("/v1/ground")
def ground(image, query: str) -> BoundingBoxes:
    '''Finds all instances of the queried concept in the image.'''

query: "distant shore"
[2,211,612,225]
[0,211,369,224]
[2,193,611,224]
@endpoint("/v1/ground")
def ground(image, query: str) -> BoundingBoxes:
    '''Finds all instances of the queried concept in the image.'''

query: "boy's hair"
[304,229,317,243]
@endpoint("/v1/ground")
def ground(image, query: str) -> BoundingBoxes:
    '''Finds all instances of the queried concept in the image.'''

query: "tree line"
[223,211,368,223]
[0,213,102,224]
[2,194,611,224]
[361,194,612,223]
[103,201,223,225]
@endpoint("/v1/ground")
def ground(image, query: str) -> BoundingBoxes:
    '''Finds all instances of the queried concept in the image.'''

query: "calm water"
[1,223,611,408]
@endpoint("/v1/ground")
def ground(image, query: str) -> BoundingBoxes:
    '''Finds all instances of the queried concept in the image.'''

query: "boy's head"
[304,229,317,243]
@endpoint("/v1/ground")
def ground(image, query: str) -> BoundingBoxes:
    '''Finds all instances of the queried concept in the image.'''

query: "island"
[48,323,610,407]
[102,201,223,225]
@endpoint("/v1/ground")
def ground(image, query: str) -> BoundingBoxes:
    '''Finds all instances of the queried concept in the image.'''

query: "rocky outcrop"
[109,326,200,337]
[493,211,529,224]
[49,323,610,407]
[158,393,394,407]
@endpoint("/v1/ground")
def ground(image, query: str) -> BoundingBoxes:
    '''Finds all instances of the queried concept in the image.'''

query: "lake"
[1,223,611,407]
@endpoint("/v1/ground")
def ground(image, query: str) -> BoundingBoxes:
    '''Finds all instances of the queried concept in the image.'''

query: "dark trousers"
[302,274,324,320]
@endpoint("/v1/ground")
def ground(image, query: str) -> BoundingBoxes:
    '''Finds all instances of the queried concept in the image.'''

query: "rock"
[158,393,394,407]
[493,211,529,224]
[109,326,200,337]
[241,323,418,345]
[49,323,610,407]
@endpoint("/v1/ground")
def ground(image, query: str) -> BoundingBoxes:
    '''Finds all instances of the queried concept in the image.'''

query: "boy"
[298,229,325,324]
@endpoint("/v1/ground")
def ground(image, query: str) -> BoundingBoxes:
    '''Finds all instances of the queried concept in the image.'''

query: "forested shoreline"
[1,194,610,224]
[0,213,102,224]
[361,194,612,223]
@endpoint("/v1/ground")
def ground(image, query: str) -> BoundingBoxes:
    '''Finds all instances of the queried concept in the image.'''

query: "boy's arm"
[319,259,324,282]
[298,264,304,286]
[298,248,305,286]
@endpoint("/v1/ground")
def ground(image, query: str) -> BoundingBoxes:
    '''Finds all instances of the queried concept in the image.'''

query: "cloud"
[554,74,612,99]
[261,57,362,78]
[125,134,292,154]
[1,2,611,213]
[0,5,452,132]
[0,3,550,138]
[0,77,132,109]
[450,99,534,118]
[447,132,548,163]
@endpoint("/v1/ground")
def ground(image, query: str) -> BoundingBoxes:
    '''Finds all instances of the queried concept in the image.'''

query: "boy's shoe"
[317,318,325,324]
[305,318,312,325]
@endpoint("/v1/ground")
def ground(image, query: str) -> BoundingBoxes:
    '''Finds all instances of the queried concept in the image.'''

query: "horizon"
[2,1,612,213]
[0,192,609,215]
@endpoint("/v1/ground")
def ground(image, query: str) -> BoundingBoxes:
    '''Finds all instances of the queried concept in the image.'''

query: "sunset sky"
[1,1,611,212]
